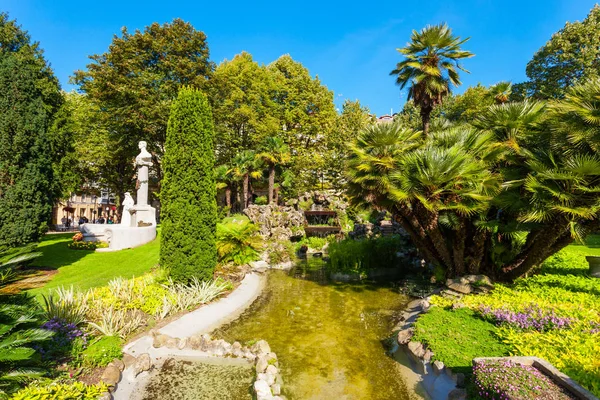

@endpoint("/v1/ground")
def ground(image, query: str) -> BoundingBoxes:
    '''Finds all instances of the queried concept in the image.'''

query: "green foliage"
[216,218,262,265]
[327,236,407,274]
[73,19,212,199]
[428,244,600,396]
[266,241,296,265]
[67,241,107,250]
[11,381,108,400]
[80,336,122,368]
[0,42,57,247]
[413,307,510,374]
[41,287,87,326]
[161,87,217,283]
[0,248,52,396]
[519,5,600,99]
[254,196,268,206]
[347,87,600,280]
[390,23,473,135]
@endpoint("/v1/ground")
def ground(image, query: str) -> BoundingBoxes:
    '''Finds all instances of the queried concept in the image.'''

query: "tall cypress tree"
[160,87,217,282]
[0,53,55,248]
[0,13,61,248]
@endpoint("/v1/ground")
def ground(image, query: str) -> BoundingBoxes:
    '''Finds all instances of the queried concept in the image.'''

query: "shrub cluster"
[11,381,108,400]
[67,241,108,250]
[327,235,409,273]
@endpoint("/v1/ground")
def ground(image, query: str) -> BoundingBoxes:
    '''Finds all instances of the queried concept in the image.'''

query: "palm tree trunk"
[421,105,433,136]
[243,173,249,209]
[225,187,231,209]
[268,165,275,204]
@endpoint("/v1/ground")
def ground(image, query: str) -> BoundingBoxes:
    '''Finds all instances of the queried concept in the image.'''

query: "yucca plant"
[41,286,88,326]
[216,218,262,265]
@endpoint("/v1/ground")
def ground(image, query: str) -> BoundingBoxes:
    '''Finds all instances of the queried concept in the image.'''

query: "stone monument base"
[129,205,157,227]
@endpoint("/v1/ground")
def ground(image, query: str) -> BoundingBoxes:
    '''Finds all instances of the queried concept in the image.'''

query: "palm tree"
[390,23,473,136]
[256,137,290,205]
[488,81,512,104]
[214,165,232,209]
[231,150,261,210]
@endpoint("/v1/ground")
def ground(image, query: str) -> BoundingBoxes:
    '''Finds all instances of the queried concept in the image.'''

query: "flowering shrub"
[480,304,573,332]
[68,241,108,250]
[72,232,83,242]
[35,318,87,361]
[472,359,574,399]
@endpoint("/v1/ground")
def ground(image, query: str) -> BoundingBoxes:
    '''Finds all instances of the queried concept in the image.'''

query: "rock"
[433,360,445,374]
[451,302,466,310]
[122,353,136,369]
[256,356,269,373]
[250,260,270,270]
[152,333,170,348]
[188,335,203,350]
[165,337,179,349]
[133,353,151,377]
[423,349,434,363]
[447,388,467,400]
[177,337,188,350]
[456,372,466,388]
[254,379,273,399]
[464,274,493,285]
[209,339,227,356]
[100,365,121,386]
[232,341,242,350]
[98,392,112,400]
[251,340,271,355]
[446,281,472,294]
[271,227,293,241]
[266,365,278,375]
[243,351,257,361]
[271,383,282,395]
[109,358,125,372]
[419,299,430,311]
[163,358,177,369]
[407,341,426,359]
[397,328,414,345]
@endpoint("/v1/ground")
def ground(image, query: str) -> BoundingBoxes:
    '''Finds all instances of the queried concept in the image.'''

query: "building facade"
[51,190,117,227]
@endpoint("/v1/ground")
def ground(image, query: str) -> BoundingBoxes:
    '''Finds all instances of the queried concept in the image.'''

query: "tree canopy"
[515,5,600,99]
[73,18,213,202]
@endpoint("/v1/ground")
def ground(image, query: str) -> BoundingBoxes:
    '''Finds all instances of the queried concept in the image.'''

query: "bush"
[67,241,107,250]
[36,318,87,361]
[327,235,407,273]
[216,218,262,265]
[80,336,122,368]
[254,196,267,205]
[42,286,88,325]
[11,381,108,399]
[161,87,217,282]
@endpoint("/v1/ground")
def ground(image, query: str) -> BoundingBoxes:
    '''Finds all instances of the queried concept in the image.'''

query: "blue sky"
[3,0,598,116]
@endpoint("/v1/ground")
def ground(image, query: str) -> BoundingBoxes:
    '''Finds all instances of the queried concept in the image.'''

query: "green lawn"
[28,232,160,297]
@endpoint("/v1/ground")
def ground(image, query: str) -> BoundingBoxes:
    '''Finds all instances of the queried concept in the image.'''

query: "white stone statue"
[121,192,134,227]
[135,141,153,206]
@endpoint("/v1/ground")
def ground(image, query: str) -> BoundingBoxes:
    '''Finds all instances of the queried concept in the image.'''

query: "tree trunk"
[225,187,231,209]
[420,105,433,136]
[242,173,249,210]
[268,165,275,204]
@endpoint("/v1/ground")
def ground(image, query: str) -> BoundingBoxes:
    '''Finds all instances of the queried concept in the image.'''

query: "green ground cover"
[28,232,159,297]
[415,235,600,396]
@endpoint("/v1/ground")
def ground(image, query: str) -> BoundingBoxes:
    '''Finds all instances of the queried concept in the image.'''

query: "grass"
[27,232,159,297]
[412,307,510,375]
[420,234,600,396]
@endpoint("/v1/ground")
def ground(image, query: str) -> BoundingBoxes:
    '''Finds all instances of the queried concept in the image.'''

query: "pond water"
[213,260,423,400]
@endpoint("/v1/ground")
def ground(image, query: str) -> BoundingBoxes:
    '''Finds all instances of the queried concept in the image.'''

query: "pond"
[213,260,424,399]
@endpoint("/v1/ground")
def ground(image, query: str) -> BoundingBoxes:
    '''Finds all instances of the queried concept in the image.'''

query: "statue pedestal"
[129,205,156,227]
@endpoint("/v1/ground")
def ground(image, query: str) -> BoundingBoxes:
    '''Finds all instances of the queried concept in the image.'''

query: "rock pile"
[444,275,494,295]
[244,205,304,240]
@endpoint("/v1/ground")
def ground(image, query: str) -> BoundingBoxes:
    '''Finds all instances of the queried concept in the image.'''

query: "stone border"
[101,334,286,399]
[473,357,598,400]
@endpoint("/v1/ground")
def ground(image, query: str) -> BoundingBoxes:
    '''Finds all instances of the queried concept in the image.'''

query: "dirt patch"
[0,269,58,294]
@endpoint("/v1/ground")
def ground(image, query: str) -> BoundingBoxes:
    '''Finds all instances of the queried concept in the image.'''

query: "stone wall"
[244,205,304,240]
[106,333,286,400]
